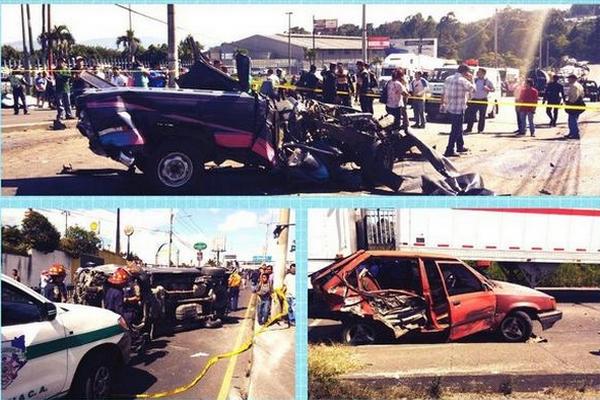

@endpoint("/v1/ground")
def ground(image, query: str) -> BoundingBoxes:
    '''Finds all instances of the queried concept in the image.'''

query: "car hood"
[57,303,123,333]
[491,280,552,299]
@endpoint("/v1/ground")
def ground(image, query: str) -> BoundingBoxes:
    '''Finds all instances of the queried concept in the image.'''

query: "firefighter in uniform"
[103,267,129,319]
[43,264,68,302]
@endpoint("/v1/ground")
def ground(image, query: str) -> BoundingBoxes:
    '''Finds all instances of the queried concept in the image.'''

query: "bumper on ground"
[538,309,563,330]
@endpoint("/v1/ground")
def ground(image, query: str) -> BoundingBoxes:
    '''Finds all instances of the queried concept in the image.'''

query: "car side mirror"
[41,302,57,321]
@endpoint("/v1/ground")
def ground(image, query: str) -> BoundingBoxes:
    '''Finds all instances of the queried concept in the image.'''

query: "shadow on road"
[111,367,158,399]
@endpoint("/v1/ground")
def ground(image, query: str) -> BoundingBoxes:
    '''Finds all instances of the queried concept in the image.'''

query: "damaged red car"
[310,250,562,345]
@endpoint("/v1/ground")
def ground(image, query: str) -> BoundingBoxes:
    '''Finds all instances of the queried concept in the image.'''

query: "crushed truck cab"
[1,274,130,400]
[310,250,562,345]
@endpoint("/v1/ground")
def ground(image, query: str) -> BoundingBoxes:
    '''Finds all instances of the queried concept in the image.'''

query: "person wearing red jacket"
[517,78,539,137]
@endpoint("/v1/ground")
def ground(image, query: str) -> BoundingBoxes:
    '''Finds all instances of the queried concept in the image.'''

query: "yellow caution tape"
[275,83,600,112]
[129,288,290,399]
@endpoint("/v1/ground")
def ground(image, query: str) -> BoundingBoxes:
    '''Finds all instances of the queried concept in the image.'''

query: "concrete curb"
[340,372,600,394]
[228,296,256,400]
[2,120,77,133]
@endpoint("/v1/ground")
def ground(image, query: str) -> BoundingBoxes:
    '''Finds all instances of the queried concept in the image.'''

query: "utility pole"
[41,5,46,59]
[47,5,52,70]
[312,15,316,61]
[20,5,30,84]
[361,4,367,62]
[494,9,498,68]
[168,209,174,267]
[26,5,34,66]
[167,5,178,88]
[61,210,70,236]
[128,4,133,62]
[538,23,543,69]
[546,40,550,69]
[272,209,290,318]
[116,208,121,255]
[286,11,293,75]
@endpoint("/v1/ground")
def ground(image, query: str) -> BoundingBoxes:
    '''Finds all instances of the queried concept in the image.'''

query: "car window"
[423,259,447,305]
[2,283,44,326]
[437,263,484,296]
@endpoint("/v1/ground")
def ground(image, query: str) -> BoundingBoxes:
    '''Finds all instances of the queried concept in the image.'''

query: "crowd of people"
[243,263,296,327]
[4,56,172,125]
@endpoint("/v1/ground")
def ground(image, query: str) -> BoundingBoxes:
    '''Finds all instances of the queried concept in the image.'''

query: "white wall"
[2,249,72,288]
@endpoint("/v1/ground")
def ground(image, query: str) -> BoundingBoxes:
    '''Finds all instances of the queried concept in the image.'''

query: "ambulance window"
[2,284,43,326]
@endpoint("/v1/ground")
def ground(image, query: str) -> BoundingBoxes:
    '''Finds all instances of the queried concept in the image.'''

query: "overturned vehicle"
[310,250,562,345]
[72,264,230,339]
[76,40,490,195]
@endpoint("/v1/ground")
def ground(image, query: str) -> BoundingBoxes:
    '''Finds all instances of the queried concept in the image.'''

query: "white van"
[2,274,130,400]
[426,65,502,121]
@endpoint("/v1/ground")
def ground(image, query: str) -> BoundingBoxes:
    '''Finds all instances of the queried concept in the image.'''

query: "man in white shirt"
[111,67,128,87]
[564,74,585,140]
[283,264,296,327]
[410,71,429,128]
[441,64,475,157]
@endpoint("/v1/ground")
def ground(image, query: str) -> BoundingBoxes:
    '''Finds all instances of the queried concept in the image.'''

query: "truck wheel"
[147,140,204,194]
[342,321,378,346]
[70,352,115,399]
[500,311,533,342]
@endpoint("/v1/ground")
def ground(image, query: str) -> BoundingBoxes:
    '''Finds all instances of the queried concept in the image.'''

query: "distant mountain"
[4,35,166,51]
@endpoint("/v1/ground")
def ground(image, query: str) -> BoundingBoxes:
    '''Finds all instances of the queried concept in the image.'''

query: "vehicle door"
[436,261,497,341]
[2,279,69,400]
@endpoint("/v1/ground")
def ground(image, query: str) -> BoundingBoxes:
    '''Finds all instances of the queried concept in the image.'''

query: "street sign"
[368,36,391,50]
[194,242,208,251]
[124,225,134,236]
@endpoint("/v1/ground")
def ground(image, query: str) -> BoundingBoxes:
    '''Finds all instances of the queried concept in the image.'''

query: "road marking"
[190,351,209,358]
[216,292,255,400]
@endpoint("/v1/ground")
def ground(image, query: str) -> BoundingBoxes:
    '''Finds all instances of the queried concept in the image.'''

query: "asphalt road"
[308,302,600,379]
[111,287,254,400]
[2,66,600,196]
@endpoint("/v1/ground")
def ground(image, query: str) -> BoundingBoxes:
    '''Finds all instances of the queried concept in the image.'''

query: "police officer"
[43,264,68,302]
[123,262,143,325]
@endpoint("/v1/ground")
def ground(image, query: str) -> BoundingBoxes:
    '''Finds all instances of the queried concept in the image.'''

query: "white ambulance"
[2,274,131,400]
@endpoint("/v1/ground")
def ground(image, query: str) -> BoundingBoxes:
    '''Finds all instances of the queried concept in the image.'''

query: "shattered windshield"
[430,68,459,82]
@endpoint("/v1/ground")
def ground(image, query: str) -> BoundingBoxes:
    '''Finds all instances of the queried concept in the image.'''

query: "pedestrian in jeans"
[410,71,428,128]
[227,268,242,312]
[385,69,409,131]
[256,273,273,325]
[54,58,74,120]
[34,72,48,109]
[564,74,585,140]
[441,64,475,157]
[355,61,374,113]
[543,75,564,127]
[464,68,495,134]
[283,264,296,327]
[9,69,30,115]
[516,79,538,137]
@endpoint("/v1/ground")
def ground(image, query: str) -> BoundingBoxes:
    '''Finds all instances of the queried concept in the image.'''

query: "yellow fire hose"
[129,287,289,399]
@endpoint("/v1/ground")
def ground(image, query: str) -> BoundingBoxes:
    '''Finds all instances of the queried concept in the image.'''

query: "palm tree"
[38,25,75,60]
[116,29,141,62]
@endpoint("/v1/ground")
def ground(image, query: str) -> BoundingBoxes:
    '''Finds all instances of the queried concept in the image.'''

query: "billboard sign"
[314,18,338,34]
[368,36,391,50]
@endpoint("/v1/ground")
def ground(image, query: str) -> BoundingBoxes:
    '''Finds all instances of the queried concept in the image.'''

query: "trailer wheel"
[500,311,533,342]
[146,140,205,194]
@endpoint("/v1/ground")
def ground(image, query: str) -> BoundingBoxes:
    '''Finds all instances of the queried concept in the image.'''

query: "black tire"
[69,351,115,400]
[146,140,205,194]
[341,320,391,346]
[499,311,533,342]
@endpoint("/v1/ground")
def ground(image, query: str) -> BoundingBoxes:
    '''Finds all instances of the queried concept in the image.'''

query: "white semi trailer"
[308,208,600,287]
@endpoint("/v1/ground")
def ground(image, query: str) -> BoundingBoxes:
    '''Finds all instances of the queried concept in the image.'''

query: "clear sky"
[1,208,295,265]
[2,4,570,49]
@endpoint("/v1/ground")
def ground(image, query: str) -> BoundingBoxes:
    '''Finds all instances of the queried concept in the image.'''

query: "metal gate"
[364,209,397,250]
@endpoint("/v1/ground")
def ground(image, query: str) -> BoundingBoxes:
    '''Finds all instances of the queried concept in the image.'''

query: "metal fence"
[364,209,397,250]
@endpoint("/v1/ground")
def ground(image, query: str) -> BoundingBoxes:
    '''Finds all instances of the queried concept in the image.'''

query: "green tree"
[1,45,21,62]
[1,225,28,256]
[59,226,101,258]
[437,12,465,59]
[290,26,309,34]
[178,36,203,60]
[38,25,75,59]
[116,29,141,61]
[336,23,362,36]
[21,210,60,254]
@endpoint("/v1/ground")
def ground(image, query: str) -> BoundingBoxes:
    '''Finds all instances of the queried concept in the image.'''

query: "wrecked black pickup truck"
[72,264,229,339]
[76,41,491,195]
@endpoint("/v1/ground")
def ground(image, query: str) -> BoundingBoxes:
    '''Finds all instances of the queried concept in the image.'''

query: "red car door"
[436,261,497,341]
